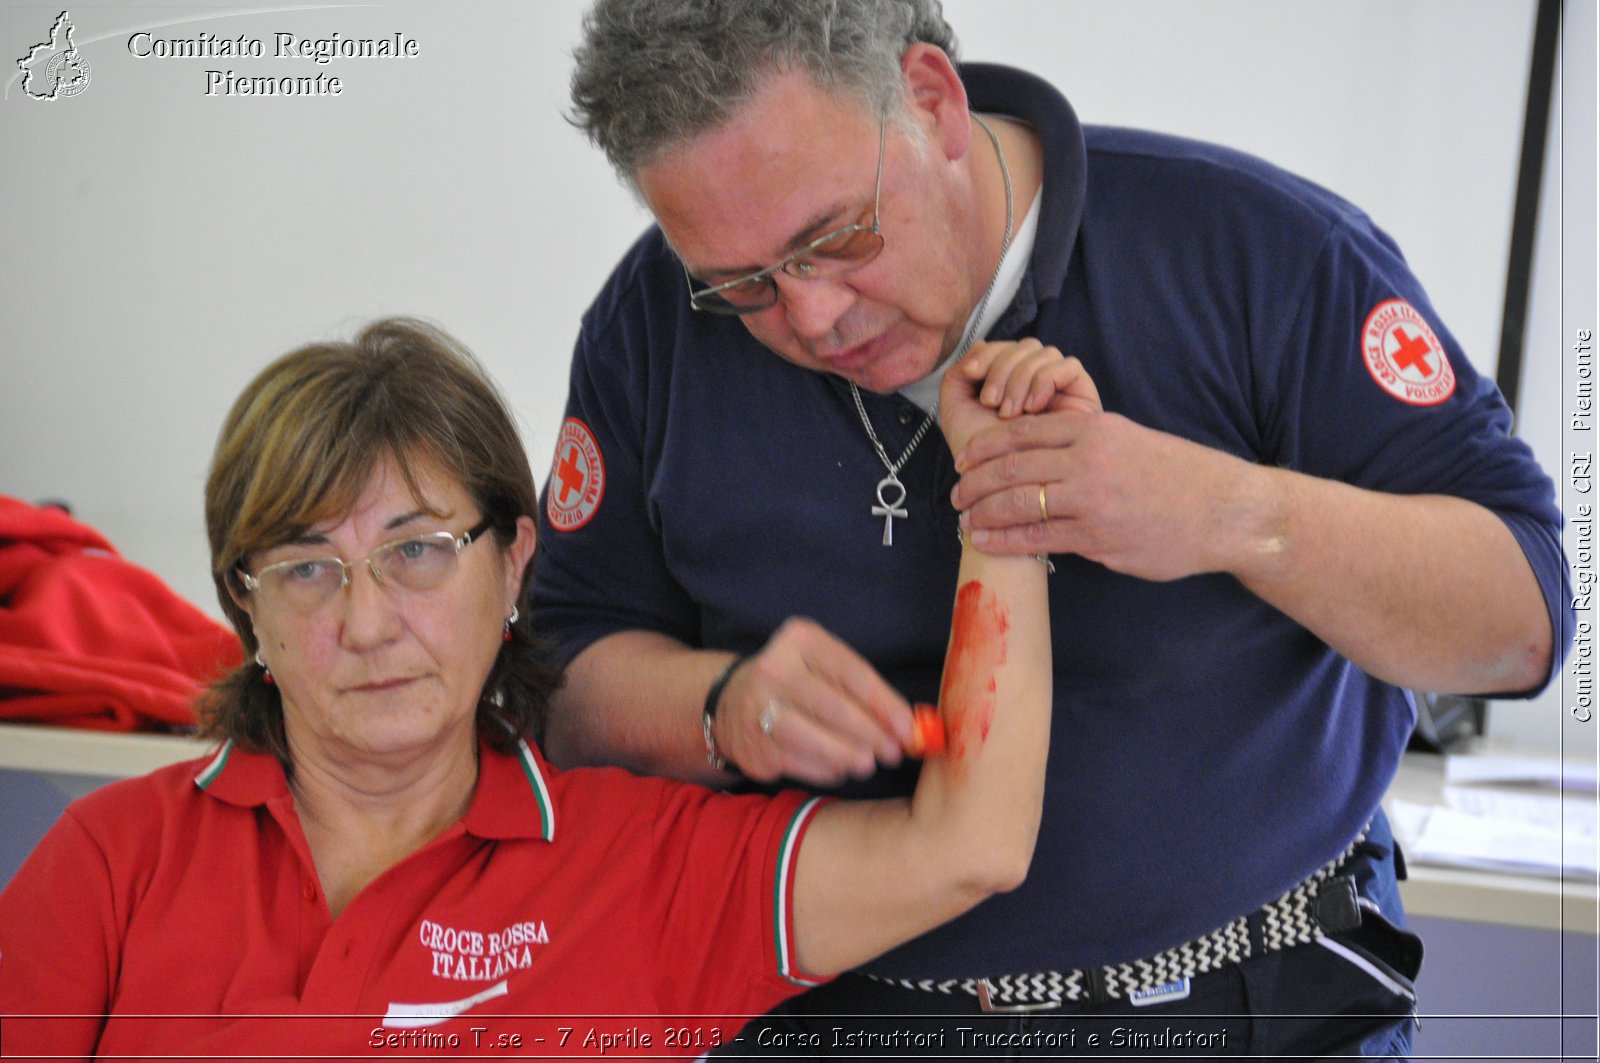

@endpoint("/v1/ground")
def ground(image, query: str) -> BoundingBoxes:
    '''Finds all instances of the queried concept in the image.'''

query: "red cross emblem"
[1361,299,1455,406]
[547,419,605,531]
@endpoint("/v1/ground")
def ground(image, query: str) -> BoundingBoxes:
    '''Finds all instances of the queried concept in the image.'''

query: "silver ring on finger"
[759,699,783,739]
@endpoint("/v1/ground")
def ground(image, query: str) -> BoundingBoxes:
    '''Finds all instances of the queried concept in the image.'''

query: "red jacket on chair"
[0,497,240,731]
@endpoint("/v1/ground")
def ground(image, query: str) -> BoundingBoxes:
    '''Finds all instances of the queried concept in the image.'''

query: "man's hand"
[951,409,1267,582]
[714,617,914,785]
[943,339,1247,580]
[947,357,1552,695]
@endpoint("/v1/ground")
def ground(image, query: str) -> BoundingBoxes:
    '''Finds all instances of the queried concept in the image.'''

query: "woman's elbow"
[960,830,1038,900]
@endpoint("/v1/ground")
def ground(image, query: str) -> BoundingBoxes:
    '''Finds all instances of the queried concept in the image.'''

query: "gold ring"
[1038,484,1050,523]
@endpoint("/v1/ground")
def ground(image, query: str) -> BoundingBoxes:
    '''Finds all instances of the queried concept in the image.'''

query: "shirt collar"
[462,735,557,842]
[192,740,286,805]
[959,62,1088,335]
[193,733,558,843]
[894,63,1088,411]
[897,191,1043,414]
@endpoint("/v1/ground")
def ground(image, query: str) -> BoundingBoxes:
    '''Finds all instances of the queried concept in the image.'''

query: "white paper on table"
[1389,797,1598,878]
[1442,785,1598,840]
[1443,754,1599,792]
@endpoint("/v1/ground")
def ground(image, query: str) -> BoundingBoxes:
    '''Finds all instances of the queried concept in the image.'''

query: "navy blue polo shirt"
[532,63,1569,977]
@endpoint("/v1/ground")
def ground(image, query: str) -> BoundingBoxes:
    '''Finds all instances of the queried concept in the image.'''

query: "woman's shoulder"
[545,756,815,847]
[63,745,252,840]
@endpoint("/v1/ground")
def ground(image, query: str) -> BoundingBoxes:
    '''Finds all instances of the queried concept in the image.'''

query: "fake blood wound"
[939,580,1009,762]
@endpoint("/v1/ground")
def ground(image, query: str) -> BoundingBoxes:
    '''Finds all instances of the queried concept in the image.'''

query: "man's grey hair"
[569,0,959,176]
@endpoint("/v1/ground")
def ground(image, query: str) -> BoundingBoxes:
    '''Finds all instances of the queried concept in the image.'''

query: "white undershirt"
[897,189,1043,415]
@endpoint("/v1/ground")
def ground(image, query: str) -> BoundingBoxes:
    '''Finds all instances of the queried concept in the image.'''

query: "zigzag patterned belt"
[868,829,1369,1012]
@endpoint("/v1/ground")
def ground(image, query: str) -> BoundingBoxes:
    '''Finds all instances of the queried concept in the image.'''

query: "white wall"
[1499,0,1596,754]
[1497,0,1564,752]
[2,0,648,618]
[3,0,1565,736]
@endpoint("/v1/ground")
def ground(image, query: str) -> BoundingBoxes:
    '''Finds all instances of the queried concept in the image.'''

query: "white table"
[1384,748,1598,934]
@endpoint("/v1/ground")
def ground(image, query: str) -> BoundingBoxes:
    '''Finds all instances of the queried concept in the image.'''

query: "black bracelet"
[701,654,752,773]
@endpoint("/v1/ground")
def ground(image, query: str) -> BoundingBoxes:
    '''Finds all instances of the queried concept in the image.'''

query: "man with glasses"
[680,118,888,317]
[532,0,1568,1055]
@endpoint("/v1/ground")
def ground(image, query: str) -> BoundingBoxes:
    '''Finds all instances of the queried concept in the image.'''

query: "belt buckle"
[976,978,1062,1013]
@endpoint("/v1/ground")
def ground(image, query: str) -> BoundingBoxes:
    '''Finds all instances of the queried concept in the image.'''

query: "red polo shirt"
[0,736,825,1059]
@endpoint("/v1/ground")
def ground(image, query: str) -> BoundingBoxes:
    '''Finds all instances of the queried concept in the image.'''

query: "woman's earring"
[256,650,274,686]
[503,605,519,643]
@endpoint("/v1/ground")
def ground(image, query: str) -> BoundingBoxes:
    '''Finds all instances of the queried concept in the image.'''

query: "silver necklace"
[852,112,1014,546]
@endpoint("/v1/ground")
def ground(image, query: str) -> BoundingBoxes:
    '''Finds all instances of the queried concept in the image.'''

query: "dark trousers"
[721,814,1421,1059]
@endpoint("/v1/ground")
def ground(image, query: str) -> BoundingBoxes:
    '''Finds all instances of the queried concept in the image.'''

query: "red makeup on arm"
[904,579,1009,765]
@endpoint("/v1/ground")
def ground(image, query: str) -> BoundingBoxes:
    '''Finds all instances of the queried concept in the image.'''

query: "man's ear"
[900,43,971,161]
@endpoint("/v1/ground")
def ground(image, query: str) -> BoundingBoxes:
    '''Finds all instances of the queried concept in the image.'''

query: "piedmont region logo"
[547,419,605,531]
[17,11,91,100]
[1360,298,1455,406]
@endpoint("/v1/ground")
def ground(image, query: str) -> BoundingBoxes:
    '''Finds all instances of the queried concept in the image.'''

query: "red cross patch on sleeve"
[547,418,605,531]
[1360,299,1456,406]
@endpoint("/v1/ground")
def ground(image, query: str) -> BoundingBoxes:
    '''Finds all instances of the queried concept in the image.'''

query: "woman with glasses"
[0,317,1056,1057]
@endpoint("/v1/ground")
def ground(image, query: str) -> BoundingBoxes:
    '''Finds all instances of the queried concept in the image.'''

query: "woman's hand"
[939,338,1101,457]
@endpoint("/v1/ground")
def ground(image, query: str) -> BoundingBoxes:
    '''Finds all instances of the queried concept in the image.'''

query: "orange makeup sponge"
[906,703,947,758]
